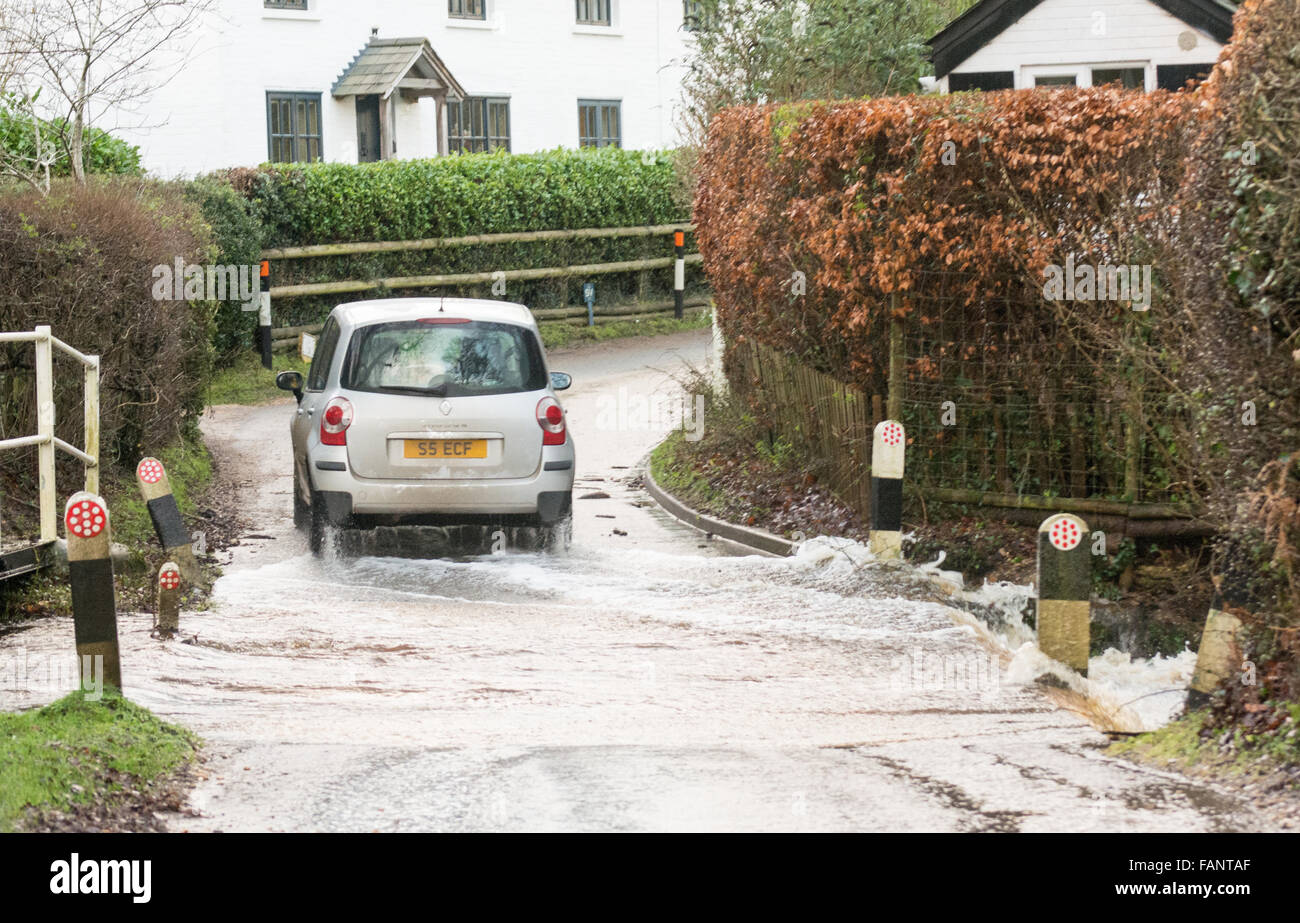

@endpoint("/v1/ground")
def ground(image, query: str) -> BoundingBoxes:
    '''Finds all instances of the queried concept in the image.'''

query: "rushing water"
[0,331,1256,831]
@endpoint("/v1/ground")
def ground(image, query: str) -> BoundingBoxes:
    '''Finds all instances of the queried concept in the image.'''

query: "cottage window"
[267,92,323,163]
[449,97,511,153]
[578,100,620,148]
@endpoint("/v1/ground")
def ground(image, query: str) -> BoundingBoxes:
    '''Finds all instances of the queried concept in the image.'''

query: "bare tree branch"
[1,0,214,184]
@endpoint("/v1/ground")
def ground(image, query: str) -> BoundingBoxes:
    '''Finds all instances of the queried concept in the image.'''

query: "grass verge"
[539,309,710,350]
[207,350,309,406]
[1110,706,1300,780]
[649,431,726,516]
[0,690,199,832]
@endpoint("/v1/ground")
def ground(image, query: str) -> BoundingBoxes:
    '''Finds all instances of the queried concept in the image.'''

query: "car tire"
[542,513,573,552]
[293,465,309,531]
[308,487,329,556]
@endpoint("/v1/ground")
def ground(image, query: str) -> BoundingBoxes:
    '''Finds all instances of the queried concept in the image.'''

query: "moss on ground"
[1111,706,1300,774]
[0,690,199,832]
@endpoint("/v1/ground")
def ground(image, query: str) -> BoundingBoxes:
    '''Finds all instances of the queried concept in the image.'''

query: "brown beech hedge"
[694,87,1193,395]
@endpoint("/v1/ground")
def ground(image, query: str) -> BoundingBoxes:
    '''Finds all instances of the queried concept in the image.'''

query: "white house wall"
[939,0,1225,90]
[113,0,693,177]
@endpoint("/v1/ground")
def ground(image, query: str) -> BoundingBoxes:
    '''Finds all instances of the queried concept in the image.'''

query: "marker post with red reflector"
[259,259,272,370]
[136,457,202,586]
[157,562,181,635]
[869,420,905,560]
[1037,513,1091,674]
[65,492,122,690]
[673,230,685,319]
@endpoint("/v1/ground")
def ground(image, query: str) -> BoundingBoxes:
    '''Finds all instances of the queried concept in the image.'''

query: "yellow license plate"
[403,439,488,459]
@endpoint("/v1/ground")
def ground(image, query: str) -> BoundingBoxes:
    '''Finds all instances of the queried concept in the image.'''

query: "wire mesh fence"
[727,267,1198,516]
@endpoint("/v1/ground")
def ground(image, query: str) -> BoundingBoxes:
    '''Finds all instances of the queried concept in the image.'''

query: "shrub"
[240,147,684,247]
[183,177,264,354]
[0,108,142,178]
[695,88,1193,505]
[0,178,213,541]
[1174,0,1300,654]
[208,148,699,329]
[695,88,1190,387]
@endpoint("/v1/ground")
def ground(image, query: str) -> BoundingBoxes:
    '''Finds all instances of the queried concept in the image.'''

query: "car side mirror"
[550,371,572,391]
[276,370,304,402]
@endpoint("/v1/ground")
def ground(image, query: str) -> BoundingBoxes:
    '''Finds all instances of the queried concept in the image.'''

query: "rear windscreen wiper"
[379,385,449,397]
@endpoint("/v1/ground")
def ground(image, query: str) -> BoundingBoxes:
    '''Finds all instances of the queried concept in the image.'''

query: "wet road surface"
[2,330,1267,831]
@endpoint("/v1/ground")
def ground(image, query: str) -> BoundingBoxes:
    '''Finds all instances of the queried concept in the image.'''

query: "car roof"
[331,298,537,330]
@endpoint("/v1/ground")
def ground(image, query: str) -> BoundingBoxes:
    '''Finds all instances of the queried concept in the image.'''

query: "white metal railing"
[0,325,100,543]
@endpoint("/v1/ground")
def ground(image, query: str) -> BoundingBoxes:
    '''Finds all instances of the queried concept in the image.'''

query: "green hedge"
[0,178,213,545]
[238,147,685,247]
[202,148,703,335]
[0,108,142,177]
[181,178,265,354]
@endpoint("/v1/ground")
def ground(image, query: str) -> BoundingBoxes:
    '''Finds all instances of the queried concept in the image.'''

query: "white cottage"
[927,0,1236,92]
[114,1,697,177]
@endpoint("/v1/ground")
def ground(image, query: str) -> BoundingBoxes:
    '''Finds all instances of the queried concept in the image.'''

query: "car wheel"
[542,513,573,552]
[293,465,309,530]
[308,488,329,556]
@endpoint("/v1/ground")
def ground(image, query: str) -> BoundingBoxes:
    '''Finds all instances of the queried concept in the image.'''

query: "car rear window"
[341,319,547,397]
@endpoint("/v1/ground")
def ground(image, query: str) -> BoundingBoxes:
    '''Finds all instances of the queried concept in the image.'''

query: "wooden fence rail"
[260,222,695,261]
[267,254,703,300]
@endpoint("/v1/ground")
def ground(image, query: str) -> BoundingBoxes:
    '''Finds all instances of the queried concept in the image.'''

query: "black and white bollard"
[136,457,202,586]
[65,492,122,691]
[1036,513,1091,675]
[673,230,685,319]
[1187,591,1244,708]
[259,259,272,370]
[869,420,905,560]
[156,562,181,636]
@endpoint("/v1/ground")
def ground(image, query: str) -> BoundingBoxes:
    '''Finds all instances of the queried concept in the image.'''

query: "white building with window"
[116,1,697,176]
[926,0,1236,93]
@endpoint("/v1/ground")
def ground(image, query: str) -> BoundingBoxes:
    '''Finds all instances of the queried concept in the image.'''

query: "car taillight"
[320,397,353,446]
[537,396,566,446]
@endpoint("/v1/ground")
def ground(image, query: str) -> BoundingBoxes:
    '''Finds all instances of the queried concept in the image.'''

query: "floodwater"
[0,330,1267,831]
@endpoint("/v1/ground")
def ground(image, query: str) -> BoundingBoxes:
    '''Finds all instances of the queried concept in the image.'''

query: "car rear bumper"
[307,443,575,519]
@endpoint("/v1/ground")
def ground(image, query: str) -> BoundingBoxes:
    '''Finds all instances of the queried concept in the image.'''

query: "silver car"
[276,298,575,554]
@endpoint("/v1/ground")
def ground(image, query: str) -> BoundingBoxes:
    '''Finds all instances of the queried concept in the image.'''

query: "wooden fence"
[729,338,878,518]
[259,221,708,349]
[261,222,699,300]
[728,335,1203,531]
